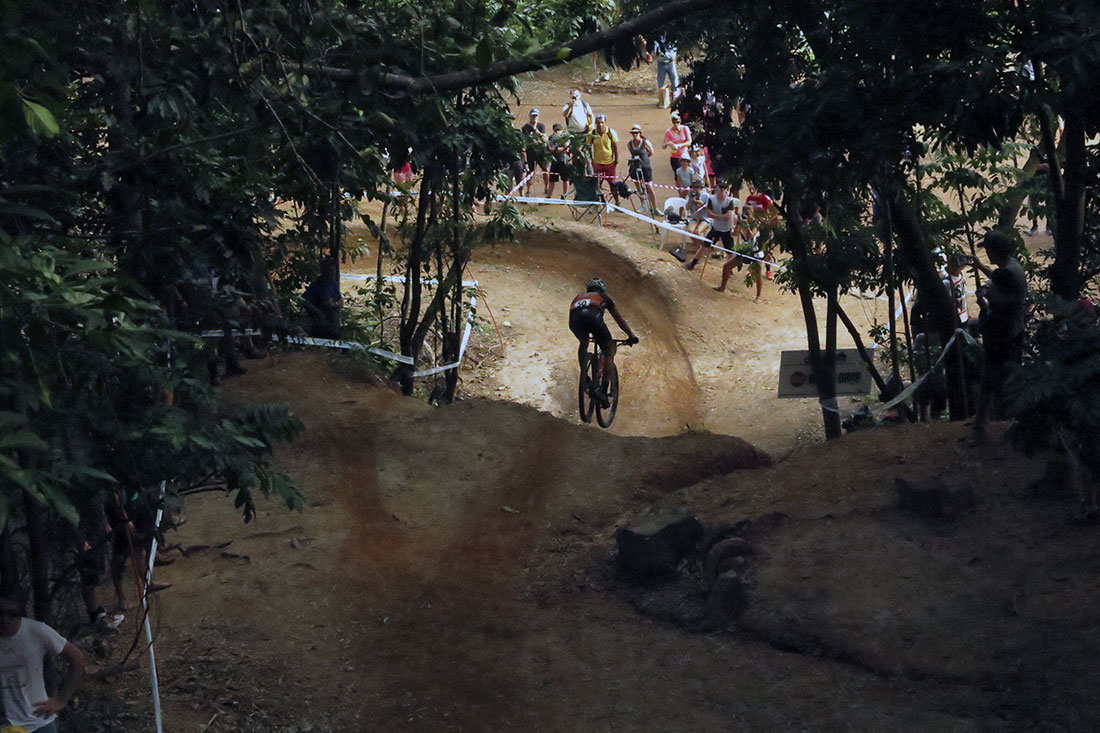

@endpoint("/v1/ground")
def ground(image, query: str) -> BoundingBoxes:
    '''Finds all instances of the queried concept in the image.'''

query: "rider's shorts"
[569,308,613,349]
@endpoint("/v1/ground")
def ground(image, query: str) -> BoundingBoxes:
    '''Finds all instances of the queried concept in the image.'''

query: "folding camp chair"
[567,176,607,226]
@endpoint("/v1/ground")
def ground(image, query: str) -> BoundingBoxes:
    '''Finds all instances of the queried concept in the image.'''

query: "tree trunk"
[783,209,841,439]
[1049,112,1085,300]
[0,524,18,598]
[878,195,902,383]
[398,171,435,394]
[836,304,889,394]
[22,494,50,622]
[822,285,842,439]
[375,190,392,339]
[329,176,343,278]
[885,186,968,419]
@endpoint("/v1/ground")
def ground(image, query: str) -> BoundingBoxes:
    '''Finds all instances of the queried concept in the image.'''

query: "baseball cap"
[690,178,705,188]
[595,113,606,121]
[630,124,642,133]
[670,111,681,120]
[570,89,581,99]
[529,108,540,116]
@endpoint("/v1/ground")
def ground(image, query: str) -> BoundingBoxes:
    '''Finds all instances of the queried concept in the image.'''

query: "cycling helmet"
[586,277,607,293]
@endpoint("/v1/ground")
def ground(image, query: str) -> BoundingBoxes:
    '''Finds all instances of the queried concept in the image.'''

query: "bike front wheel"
[595,362,619,428]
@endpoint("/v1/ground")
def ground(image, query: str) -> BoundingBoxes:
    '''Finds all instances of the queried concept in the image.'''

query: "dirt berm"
[130,351,1100,732]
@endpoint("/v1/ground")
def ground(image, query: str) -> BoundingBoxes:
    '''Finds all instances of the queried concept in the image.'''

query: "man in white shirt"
[684,180,741,270]
[0,595,89,732]
[562,89,594,133]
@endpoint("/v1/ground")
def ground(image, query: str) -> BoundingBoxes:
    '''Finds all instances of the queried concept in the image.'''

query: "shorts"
[708,228,735,250]
[980,332,1023,393]
[593,162,617,182]
[569,308,613,350]
[78,543,106,587]
[628,162,653,183]
[669,156,684,177]
[525,150,546,171]
[549,159,570,183]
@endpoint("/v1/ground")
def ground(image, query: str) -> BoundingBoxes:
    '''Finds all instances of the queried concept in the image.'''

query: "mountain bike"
[578,338,633,428]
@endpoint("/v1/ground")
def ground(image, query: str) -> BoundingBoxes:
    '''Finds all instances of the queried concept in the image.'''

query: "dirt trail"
[454,219,884,453]
[123,63,1100,733]
[461,228,700,435]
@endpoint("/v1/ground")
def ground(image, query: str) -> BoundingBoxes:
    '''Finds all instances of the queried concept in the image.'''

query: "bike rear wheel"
[595,361,619,428]
[578,353,598,423]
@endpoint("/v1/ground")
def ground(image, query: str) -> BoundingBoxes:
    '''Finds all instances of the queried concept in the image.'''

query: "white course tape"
[200,329,261,338]
[502,192,787,272]
[282,335,415,364]
[820,327,979,415]
[509,171,536,195]
[409,293,478,377]
[341,273,477,287]
[507,195,606,208]
[278,277,480,377]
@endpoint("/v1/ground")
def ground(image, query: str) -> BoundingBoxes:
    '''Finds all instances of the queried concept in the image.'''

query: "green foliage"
[1007,299,1100,458]
[0,233,303,527]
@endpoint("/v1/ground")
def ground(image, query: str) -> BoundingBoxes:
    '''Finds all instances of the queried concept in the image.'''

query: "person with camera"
[966,230,1028,446]
[625,124,658,215]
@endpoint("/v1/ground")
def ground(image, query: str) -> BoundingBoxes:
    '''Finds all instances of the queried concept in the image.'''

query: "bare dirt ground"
[91,63,1098,732]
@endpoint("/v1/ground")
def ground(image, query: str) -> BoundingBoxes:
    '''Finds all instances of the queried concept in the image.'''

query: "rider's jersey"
[570,291,615,316]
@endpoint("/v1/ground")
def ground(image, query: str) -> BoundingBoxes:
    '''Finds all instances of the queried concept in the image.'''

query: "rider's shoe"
[595,387,611,409]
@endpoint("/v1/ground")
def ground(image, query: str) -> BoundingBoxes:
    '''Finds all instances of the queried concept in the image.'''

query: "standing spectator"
[301,257,343,340]
[0,594,90,733]
[745,186,778,278]
[520,109,548,196]
[626,124,658,215]
[967,230,1028,446]
[106,489,170,612]
[562,89,594,134]
[587,114,620,202]
[74,498,123,631]
[651,35,679,108]
[946,251,970,326]
[745,185,773,213]
[547,123,570,198]
[390,148,414,185]
[716,211,764,301]
[662,112,692,178]
[674,156,694,198]
[684,180,740,270]
[1026,159,1052,236]
[690,145,708,186]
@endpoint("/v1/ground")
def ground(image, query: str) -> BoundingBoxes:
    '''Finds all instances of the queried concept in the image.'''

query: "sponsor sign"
[777,348,874,398]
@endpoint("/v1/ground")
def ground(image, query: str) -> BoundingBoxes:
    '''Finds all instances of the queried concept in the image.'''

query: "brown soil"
[97,63,1097,732]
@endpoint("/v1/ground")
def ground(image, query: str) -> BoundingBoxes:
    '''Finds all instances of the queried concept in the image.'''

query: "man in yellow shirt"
[587,114,619,202]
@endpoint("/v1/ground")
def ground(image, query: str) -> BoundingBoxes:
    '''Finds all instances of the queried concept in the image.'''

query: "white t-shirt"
[563,100,593,133]
[0,619,68,731]
[707,195,741,232]
[691,154,707,182]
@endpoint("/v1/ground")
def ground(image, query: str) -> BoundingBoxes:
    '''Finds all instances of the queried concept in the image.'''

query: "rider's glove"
[626,336,639,346]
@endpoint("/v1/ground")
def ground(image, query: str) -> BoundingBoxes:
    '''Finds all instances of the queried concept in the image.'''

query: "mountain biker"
[569,278,639,407]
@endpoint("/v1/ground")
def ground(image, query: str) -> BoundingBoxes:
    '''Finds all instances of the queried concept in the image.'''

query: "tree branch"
[307,0,716,94]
